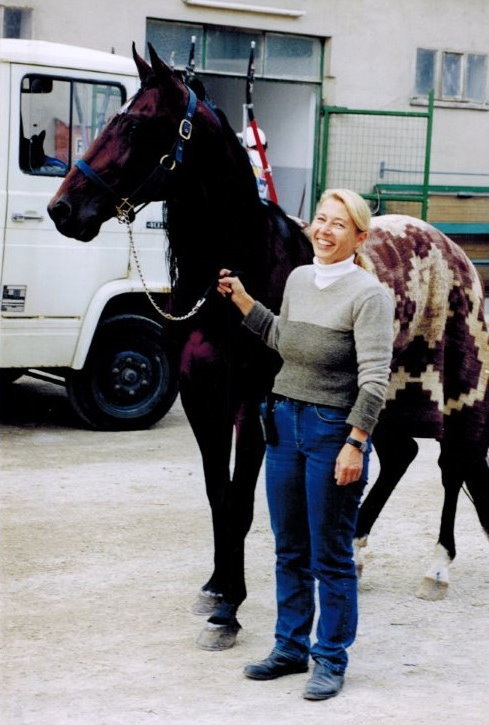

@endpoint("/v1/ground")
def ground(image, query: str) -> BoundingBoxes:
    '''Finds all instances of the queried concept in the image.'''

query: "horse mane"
[163,83,311,314]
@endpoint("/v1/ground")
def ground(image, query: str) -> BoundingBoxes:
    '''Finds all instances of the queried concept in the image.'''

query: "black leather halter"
[74,85,198,222]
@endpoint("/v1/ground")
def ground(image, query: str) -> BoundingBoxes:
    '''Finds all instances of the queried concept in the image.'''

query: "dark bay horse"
[48,44,489,650]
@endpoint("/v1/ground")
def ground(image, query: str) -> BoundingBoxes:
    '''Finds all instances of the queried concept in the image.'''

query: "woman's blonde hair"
[317,189,371,232]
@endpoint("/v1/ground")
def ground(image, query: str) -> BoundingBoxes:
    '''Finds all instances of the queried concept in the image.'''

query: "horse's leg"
[464,451,489,538]
[417,441,489,601]
[215,399,265,604]
[416,440,461,600]
[177,327,265,649]
[196,399,265,650]
[179,375,234,599]
[354,425,419,578]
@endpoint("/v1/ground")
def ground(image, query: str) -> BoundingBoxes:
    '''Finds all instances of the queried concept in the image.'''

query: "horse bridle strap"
[173,86,197,164]
[74,86,198,222]
[74,159,115,196]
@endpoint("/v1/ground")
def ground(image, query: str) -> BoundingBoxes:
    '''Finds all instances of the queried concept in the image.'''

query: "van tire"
[66,314,178,430]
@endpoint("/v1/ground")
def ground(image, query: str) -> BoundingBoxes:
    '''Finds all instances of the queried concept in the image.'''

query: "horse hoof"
[196,622,241,651]
[416,576,449,601]
[191,590,223,615]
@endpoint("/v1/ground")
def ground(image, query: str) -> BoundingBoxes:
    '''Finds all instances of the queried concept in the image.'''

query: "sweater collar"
[313,255,357,289]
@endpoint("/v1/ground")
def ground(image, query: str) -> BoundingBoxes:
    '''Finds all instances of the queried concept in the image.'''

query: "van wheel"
[66,315,178,430]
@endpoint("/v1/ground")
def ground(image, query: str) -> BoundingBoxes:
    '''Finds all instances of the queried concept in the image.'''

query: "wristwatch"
[345,436,368,453]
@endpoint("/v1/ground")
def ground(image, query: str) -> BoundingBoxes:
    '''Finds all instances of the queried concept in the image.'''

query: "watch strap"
[345,436,368,453]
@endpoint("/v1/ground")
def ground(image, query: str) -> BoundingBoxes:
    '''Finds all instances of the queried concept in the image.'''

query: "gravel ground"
[1,376,488,724]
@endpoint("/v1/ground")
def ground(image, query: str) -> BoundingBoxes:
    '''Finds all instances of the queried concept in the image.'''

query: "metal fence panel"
[319,93,434,219]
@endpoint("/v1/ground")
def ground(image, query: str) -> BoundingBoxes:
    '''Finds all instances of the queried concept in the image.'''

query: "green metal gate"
[317,92,434,219]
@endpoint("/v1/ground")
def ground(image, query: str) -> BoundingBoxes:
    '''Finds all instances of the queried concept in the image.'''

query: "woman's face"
[310,197,367,265]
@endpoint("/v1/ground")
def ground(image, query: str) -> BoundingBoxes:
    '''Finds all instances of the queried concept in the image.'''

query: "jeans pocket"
[313,404,348,425]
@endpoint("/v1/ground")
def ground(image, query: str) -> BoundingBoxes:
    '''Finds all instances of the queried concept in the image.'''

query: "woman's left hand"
[334,444,364,485]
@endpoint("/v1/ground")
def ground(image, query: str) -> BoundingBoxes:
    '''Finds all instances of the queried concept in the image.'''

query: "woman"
[218,189,394,701]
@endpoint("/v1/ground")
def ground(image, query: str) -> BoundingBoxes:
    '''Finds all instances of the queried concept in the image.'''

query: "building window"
[441,52,462,99]
[146,19,322,82]
[206,26,263,75]
[414,47,488,105]
[266,33,319,80]
[466,53,488,102]
[145,20,203,70]
[415,49,436,95]
[1,6,32,38]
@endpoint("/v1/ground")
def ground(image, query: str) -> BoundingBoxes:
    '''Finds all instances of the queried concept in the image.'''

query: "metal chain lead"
[124,217,210,322]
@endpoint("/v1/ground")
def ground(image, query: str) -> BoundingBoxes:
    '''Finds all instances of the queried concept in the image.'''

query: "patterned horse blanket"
[356,215,489,447]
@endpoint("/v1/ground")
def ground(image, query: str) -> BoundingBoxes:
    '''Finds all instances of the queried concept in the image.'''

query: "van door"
[2,63,130,366]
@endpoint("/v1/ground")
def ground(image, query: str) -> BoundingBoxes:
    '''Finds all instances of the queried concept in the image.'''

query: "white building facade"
[2,0,488,223]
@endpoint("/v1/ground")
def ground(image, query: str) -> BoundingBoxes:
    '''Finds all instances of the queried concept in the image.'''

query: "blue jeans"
[263,398,369,675]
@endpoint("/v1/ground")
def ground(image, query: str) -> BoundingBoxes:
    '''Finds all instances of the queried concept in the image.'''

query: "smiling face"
[310,196,368,265]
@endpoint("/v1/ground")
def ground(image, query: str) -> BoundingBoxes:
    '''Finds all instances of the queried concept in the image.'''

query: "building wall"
[324,1,489,184]
[3,0,489,187]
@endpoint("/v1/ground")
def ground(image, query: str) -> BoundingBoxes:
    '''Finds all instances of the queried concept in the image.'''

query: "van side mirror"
[22,76,53,94]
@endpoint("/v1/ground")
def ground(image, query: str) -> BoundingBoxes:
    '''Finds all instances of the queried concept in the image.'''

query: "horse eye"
[116,115,139,138]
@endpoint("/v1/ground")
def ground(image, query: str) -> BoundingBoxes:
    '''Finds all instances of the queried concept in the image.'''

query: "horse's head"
[48,44,227,241]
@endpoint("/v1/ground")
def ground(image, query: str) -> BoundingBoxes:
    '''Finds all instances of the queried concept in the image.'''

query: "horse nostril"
[48,199,71,224]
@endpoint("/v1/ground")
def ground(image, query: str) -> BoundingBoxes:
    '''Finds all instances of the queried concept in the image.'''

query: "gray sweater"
[243,265,394,434]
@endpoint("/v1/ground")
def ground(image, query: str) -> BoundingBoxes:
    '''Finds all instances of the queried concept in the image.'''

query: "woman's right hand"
[217,269,255,316]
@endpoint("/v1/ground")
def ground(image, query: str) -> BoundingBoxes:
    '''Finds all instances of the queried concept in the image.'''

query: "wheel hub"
[111,352,151,399]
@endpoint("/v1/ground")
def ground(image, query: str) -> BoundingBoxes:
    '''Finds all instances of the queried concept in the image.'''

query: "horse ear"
[132,42,153,83]
[147,43,178,85]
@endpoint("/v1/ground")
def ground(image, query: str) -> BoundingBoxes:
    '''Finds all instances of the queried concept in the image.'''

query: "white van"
[0,39,178,429]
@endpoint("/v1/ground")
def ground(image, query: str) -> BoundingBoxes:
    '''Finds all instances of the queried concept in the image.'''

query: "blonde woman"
[218,189,394,701]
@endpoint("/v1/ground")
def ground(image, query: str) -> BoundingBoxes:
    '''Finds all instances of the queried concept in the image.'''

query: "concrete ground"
[1,373,488,724]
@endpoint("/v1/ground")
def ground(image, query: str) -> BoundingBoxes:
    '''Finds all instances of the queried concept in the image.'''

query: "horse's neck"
[166,135,311,309]
[169,152,267,284]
